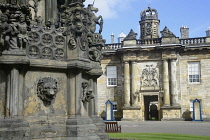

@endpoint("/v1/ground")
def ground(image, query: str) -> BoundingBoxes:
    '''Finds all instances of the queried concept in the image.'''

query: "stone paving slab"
[117,121,210,136]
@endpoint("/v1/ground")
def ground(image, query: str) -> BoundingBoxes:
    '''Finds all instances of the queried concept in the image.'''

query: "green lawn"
[108,133,210,140]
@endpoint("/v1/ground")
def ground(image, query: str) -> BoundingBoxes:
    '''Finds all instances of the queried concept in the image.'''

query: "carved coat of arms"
[141,65,159,87]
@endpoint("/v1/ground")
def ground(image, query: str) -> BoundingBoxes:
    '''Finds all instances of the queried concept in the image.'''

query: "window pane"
[113,104,117,110]
[107,66,117,86]
[108,78,117,86]
[107,66,117,78]
[188,62,200,83]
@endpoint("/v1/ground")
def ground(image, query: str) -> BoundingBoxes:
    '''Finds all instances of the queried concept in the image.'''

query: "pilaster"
[170,59,179,106]
[163,59,170,106]
[45,0,58,22]
[131,61,138,106]
[7,68,19,117]
[124,61,130,107]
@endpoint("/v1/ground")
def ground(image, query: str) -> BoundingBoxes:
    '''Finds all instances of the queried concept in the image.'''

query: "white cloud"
[84,0,136,19]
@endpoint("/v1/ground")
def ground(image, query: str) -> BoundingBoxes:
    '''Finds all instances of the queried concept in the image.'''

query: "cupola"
[118,32,126,43]
[139,6,160,40]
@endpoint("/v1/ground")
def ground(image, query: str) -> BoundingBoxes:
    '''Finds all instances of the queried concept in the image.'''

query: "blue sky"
[85,0,210,43]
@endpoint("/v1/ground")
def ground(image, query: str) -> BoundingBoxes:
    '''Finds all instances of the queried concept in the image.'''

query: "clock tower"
[139,6,160,39]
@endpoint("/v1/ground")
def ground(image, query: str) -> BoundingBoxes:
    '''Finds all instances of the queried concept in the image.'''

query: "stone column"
[93,78,98,116]
[163,60,170,106]
[68,72,76,117]
[131,61,138,106]
[18,69,26,117]
[124,61,130,107]
[88,79,95,116]
[76,72,83,115]
[6,68,19,117]
[45,0,58,22]
[170,59,178,106]
[0,70,6,118]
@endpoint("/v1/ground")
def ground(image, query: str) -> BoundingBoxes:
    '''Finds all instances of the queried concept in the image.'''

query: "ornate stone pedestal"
[66,116,101,140]
[122,106,141,121]
[161,106,182,121]
[0,0,108,139]
[0,119,31,140]
[91,116,110,140]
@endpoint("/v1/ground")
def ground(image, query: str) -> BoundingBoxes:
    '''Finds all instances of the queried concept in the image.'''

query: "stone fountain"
[0,0,108,139]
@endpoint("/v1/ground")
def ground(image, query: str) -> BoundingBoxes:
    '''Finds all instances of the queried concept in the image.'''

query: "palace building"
[97,6,210,121]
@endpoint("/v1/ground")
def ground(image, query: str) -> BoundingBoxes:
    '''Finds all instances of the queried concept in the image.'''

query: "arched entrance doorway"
[144,95,159,120]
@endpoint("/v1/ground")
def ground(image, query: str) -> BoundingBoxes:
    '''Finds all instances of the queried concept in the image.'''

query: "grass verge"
[109,133,210,140]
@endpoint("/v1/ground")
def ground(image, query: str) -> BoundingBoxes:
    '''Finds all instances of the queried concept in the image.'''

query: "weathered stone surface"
[0,119,31,140]
[0,0,108,139]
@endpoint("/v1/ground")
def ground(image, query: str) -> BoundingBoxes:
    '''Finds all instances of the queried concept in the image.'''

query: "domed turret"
[139,6,160,40]
[118,32,126,43]
[140,6,158,21]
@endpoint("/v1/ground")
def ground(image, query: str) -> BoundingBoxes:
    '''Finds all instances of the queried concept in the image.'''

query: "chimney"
[206,27,210,37]
[111,33,114,43]
[180,26,189,39]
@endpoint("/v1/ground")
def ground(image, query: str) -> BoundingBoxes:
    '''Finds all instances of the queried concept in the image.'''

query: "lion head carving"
[37,77,58,107]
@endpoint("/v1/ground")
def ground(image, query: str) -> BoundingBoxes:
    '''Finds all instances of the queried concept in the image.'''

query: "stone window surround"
[106,66,117,87]
[188,61,201,84]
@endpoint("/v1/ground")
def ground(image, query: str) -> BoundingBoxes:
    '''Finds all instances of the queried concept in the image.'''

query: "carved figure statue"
[37,77,58,107]
[0,13,11,50]
[82,82,94,103]
[0,12,19,50]
[0,3,31,51]
[133,90,140,106]
[151,68,159,86]
[87,4,103,34]
[60,0,105,63]
[8,22,19,49]
[17,14,28,49]
[89,47,102,62]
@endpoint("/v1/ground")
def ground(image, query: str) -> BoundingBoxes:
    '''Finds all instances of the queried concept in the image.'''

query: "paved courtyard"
[118,121,210,136]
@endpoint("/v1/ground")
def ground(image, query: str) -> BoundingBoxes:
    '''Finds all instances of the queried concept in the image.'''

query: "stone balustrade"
[103,43,122,50]
[103,37,210,51]
[137,38,161,45]
[180,37,206,45]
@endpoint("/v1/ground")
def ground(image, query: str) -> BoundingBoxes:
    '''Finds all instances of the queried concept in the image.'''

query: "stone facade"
[98,6,210,122]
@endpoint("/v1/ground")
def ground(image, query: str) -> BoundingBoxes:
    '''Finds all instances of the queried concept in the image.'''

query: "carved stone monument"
[140,65,160,91]
[0,0,108,139]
